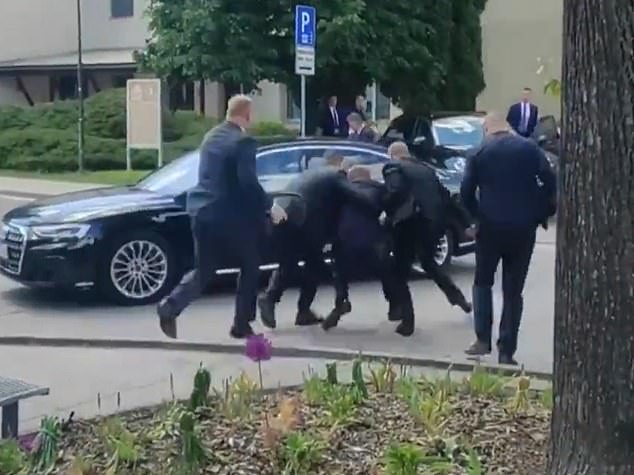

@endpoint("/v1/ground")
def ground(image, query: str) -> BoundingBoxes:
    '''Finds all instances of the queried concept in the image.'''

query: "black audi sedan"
[0,139,474,306]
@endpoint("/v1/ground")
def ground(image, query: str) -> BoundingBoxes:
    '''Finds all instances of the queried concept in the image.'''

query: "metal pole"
[300,75,306,137]
[76,0,84,173]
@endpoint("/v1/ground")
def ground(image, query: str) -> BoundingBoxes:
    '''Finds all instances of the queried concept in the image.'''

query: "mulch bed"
[6,364,552,474]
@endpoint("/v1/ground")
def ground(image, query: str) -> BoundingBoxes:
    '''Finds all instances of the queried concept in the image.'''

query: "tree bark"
[547,0,634,474]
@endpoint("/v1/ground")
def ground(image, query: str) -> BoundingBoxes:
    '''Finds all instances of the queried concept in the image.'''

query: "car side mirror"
[412,136,427,145]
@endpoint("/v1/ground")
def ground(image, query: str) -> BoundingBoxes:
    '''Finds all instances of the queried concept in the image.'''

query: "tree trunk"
[547,0,634,474]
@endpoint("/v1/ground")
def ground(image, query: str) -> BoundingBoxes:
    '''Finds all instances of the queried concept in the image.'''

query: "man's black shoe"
[464,340,492,356]
[453,295,473,314]
[230,323,255,339]
[157,298,178,339]
[295,309,323,326]
[257,296,277,329]
[395,322,414,337]
[498,354,518,366]
[321,312,340,331]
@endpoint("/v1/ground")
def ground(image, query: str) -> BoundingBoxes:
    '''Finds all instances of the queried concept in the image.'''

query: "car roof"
[257,138,389,154]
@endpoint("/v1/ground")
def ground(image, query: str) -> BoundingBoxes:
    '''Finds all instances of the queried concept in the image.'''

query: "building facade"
[0,0,563,123]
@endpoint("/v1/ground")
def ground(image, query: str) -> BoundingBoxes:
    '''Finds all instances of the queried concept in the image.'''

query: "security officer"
[258,152,379,328]
[157,95,287,340]
[322,165,400,330]
[383,141,472,337]
[460,112,556,365]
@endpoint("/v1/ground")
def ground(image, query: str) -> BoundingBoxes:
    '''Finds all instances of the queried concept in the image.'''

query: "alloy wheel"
[109,240,169,300]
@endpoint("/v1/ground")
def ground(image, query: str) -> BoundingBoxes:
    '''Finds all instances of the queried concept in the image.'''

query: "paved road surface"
[0,190,557,374]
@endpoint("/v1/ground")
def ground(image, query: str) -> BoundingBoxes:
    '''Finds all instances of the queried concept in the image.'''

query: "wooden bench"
[0,376,49,438]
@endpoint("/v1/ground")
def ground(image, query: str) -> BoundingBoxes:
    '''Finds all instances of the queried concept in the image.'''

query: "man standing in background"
[320,95,344,137]
[157,95,287,340]
[506,87,539,137]
[460,112,556,365]
[347,112,377,143]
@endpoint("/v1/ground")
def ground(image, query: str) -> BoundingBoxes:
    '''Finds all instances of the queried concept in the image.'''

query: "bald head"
[483,111,511,136]
[226,94,253,129]
[347,165,371,182]
[387,141,410,160]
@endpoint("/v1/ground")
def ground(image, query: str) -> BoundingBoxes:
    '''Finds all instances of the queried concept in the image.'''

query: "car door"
[256,147,303,193]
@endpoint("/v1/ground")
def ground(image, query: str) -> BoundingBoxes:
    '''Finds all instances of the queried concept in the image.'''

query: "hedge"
[0,88,297,172]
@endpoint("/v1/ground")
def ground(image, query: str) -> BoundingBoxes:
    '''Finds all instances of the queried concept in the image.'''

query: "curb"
[0,336,552,380]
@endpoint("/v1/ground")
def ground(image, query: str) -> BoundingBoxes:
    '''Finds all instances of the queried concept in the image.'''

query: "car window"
[432,117,484,148]
[256,149,301,176]
[383,116,417,142]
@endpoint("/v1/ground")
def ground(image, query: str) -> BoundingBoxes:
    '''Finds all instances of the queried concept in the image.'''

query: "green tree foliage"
[140,0,487,114]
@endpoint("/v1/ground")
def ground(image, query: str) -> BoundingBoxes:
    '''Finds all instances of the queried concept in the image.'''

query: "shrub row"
[0,88,297,172]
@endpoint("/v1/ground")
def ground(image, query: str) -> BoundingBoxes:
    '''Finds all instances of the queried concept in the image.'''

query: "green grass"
[0,169,152,186]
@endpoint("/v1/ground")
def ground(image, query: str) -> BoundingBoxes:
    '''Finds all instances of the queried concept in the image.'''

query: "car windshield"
[432,117,484,148]
[136,151,199,195]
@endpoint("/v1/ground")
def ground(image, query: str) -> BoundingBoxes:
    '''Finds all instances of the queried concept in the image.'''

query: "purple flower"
[245,334,273,362]
[18,432,40,454]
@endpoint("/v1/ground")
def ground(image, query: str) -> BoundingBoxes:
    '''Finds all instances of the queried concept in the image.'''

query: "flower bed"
[0,337,552,474]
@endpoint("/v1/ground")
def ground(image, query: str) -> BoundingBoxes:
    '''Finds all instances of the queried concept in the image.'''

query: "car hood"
[3,186,178,225]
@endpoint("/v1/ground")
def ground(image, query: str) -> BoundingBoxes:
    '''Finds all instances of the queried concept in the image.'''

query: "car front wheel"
[100,230,179,306]
[411,228,454,274]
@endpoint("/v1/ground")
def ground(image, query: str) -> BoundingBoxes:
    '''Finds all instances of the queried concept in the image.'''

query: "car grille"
[1,225,26,275]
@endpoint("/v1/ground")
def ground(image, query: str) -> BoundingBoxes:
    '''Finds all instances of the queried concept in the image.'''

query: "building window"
[286,88,300,120]
[111,0,133,18]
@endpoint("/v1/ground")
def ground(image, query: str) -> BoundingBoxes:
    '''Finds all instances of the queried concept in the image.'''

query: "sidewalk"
[0,176,103,197]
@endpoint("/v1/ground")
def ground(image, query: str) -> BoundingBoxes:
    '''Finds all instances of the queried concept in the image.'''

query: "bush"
[0,88,297,173]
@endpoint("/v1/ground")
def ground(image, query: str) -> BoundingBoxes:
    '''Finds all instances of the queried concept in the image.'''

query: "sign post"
[294,5,316,137]
[126,78,162,170]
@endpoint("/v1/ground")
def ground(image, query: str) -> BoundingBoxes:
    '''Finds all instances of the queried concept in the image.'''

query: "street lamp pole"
[76,0,85,173]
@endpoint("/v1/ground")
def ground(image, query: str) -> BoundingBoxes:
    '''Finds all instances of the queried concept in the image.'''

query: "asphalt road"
[0,193,557,373]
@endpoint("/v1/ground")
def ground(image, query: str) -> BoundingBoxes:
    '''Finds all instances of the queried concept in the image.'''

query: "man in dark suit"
[322,165,400,330]
[382,142,472,337]
[348,112,377,143]
[258,153,379,328]
[157,95,287,340]
[460,112,556,365]
[506,87,539,137]
[320,95,345,137]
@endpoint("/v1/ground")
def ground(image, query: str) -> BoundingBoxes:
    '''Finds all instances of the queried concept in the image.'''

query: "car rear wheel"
[412,228,454,275]
[100,230,179,306]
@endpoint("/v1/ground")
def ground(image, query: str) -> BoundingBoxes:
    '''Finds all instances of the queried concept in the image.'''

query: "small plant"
[214,372,258,420]
[66,455,97,475]
[508,375,531,414]
[465,448,485,475]
[351,358,368,399]
[322,385,359,427]
[261,396,303,450]
[368,359,397,393]
[189,364,211,410]
[465,366,509,398]
[149,403,189,440]
[0,440,26,475]
[540,386,553,410]
[302,372,329,405]
[179,411,206,469]
[326,362,338,385]
[31,416,62,472]
[383,443,425,475]
[413,388,452,438]
[102,417,142,470]
[279,431,325,474]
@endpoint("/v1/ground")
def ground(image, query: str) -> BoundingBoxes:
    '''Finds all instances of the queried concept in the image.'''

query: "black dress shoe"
[395,322,415,337]
[464,340,492,356]
[454,296,473,314]
[230,323,255,339]
[498,354,518,366]
[257,296,277,329]
[295,309,323,326]
[321,300,352,331]
[157,298,178,339]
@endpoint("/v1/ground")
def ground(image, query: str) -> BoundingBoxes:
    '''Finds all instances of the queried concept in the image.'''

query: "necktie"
[332,108,338,126]
[522,104,529,132]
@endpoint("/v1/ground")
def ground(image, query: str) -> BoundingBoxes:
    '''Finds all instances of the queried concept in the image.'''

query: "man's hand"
[270,203,287,225]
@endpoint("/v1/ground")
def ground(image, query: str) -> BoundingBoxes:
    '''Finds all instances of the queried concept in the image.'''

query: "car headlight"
[30,224,91,240]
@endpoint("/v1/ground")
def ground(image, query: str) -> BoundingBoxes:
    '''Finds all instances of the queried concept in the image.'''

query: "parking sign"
[295,5,316,48]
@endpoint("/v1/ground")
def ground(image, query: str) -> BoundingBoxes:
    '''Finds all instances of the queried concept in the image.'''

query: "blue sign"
[295,5,316,48]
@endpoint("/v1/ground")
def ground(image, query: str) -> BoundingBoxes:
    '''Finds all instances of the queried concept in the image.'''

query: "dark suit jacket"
[460,131,556,228]
[283,168,380,243]
[382,158,445,226]
[320,107,345,137]
[506,102,539,137]
[337,179,387,251]
[349,125,377,143]
[187,121,271,227]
